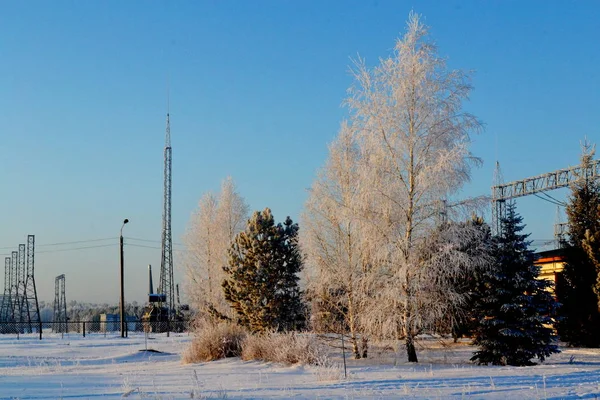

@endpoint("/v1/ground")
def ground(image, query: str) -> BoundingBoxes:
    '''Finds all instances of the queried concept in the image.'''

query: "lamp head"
[123,219,129,224]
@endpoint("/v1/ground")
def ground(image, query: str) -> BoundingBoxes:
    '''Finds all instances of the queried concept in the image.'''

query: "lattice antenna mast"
[23,235,41,331]
[159,110,175,318]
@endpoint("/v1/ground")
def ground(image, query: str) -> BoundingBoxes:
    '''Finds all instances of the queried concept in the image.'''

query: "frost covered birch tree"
[183,192,219,312]
[346,12,483,362]
[302,122,370,358]
[183,177,248,321]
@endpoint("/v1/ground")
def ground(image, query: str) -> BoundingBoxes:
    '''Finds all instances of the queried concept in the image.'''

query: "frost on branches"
[302,123,370,358]
[303,12,484,363]
[182,177,249,321]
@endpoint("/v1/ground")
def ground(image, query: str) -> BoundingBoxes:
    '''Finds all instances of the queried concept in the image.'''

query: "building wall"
[535,254,565,294]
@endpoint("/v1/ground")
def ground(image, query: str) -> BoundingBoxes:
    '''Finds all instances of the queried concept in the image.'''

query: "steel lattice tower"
[16,244,27,324]
[10,251,18,321]
[53,274,67,333]
[0,257,12,322]
[491,161,506,236]
[22,235,41,331]
[159,112,175,318]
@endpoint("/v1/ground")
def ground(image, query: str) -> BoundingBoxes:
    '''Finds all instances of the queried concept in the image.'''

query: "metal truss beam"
[492,160,600,201]
[492,159,600,238]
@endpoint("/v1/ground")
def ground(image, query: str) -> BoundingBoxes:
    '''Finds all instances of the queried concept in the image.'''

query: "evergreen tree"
[471,202,559,366]
[222,208,305,333]
[556,145,600,346]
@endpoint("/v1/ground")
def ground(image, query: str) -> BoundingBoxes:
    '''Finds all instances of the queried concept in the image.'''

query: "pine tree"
[222,208,305,333]
[556,145,600,347]
[471,202,559,366]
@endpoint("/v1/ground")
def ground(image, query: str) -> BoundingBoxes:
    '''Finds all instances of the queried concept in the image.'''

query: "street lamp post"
[120,218,129,338]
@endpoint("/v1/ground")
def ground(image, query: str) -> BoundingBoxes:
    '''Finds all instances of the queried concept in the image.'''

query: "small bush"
[312,356,345,382]
[241,332,326,365]
[183,322,247,363]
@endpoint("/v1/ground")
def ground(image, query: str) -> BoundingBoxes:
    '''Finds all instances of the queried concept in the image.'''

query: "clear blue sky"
[1,1,599,304]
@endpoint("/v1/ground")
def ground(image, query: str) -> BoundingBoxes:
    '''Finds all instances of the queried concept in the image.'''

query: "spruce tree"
[222,208,305,333]
[471,202,559,366]
[556,145,600,346]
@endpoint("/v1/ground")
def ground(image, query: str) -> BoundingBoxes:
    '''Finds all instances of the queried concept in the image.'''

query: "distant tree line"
[39,300,143,323]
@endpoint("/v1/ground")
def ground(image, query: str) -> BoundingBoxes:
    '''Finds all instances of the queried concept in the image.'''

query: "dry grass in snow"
[1,332,599,399]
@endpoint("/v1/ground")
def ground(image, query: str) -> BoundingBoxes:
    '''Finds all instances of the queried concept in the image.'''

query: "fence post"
[83,322,86,338]
[39,322,42,340]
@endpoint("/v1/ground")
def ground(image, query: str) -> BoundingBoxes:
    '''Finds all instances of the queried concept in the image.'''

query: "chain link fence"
[0,319,190,339]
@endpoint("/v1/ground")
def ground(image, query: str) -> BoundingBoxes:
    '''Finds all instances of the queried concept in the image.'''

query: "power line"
[127,243,161,250]
[37,243,117,254]
[1,236,186,251]
[533,193,564,207]
[125,237,184,246]
[1,236,188,256]
[1,237,117,250]
[127,243,187,252]
[540,192,567,206]
[37,237,117,247]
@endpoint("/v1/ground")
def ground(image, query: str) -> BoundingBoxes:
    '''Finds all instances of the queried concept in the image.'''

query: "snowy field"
[1,332,599,399]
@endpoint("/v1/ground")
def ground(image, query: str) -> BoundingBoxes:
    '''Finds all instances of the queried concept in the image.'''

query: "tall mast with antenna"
[159,90,175,319]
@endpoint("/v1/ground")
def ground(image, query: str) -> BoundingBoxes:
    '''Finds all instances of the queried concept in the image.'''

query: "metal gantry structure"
[16,244,26,323]
[491,158,600,236]
[23,235,41,330]
[0,257,13,321]
[159,111,175,319]
[10,251,18,319]
[0,235,40,333]
[53,274,67,333]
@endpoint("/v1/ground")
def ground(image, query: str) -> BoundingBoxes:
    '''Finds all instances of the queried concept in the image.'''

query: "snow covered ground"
[0,331,599,399]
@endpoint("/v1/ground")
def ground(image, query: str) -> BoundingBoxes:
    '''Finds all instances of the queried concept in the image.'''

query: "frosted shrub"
[241,332,326,365]
[183,322,247,363]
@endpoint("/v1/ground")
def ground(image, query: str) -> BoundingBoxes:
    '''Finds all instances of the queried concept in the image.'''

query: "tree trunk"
[350,335,361,359]
[347,284,361,359]
[361,336,368,358]
[406,334,418,363]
